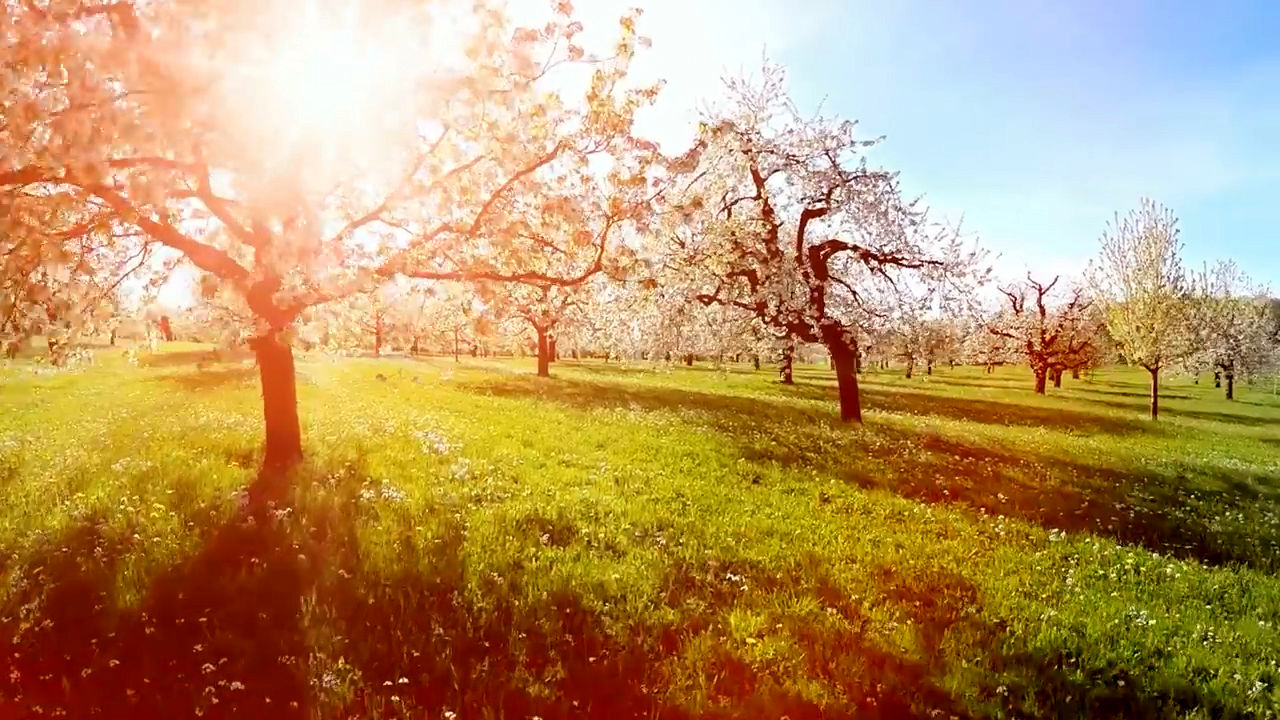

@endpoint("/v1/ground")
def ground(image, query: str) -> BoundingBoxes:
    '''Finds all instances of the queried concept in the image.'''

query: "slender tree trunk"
[753,355,761,370]
[1052,369,1063,388]
[855,351,862,374]
[926,359,933,376]
[780,343,794,385]
[250,330,303,485]
[905,357,914,379]
[1226,372,1235,401]
[1214,370,1221,388]
[986,363,993,374]
[549,336,558,363]
[373,317,383,357]
[684,353,694,367]
[109,328,117,347]
[1034,369,1047,395]
[1149,366,1160,420]
[535,326,550,377]
[828,340,862,423]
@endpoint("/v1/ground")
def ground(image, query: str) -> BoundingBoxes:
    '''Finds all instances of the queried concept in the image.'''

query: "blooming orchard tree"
[1,189,159,360]
[988,275,1093,394]
[667,67,985,422]
[488,280,590,377]
[2,0,665,484]
[1088,199,1192,420]
[1188,261,1276,400]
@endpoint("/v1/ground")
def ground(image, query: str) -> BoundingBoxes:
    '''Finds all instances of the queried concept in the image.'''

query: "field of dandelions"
[2,345,1278,718]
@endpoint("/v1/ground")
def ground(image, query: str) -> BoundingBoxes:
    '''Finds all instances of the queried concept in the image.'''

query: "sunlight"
[214,0,435,194]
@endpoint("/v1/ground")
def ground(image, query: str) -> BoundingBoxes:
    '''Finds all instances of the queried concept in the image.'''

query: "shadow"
[0,505,310,719]
[156,366,259,392]
[782,381,1152,435]
[0,467,967,719]
[461,375,1280,573]
[1074,387,1192,401]
[1080,397,1278,428]
[3,450,1259,718]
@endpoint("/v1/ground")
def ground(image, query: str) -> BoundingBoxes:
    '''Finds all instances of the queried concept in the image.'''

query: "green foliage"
[1,352,1278,718]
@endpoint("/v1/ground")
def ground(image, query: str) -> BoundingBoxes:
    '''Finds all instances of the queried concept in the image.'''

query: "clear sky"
[588,0,1280,289]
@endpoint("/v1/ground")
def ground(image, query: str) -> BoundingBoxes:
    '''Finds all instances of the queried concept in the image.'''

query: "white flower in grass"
[449,460,471,480]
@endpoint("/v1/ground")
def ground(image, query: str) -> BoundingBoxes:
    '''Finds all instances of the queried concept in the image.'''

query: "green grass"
[1,348,1279,718]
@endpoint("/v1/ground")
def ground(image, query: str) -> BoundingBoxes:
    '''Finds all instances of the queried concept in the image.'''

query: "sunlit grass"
[1,349,1278,717]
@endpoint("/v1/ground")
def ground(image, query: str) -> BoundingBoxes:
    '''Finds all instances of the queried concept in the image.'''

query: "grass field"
[2,347,1279,719]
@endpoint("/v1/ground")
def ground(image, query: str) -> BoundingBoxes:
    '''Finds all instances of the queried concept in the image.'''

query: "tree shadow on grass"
[781,381,1153,435]
[1078,396,1279,428]
[0,468,973,720]
[2,456,1253,719]
[462,375,1280,573]
[155,365,259,392]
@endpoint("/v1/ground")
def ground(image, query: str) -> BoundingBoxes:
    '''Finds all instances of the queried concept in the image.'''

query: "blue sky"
[773,0,1280,287]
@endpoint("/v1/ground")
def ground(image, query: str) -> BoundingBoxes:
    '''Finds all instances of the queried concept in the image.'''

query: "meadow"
[1,347,1278,719]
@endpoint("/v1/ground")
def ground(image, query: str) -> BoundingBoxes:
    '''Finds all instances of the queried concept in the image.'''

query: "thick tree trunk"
[905,358,914,379]
[684,353,694,367]
[1226,372,1235,401]
[535,326,550,377]
[828,340,862,423]
[780,344,794,385]
[1071,367,1080,380]
[1149,367,1160,420]
[1052,369,1063,388]
[1034,369,1047,395]
[251,331,303,479]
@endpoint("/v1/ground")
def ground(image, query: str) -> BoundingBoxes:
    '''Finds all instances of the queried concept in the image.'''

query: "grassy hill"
[1,349,1278,718]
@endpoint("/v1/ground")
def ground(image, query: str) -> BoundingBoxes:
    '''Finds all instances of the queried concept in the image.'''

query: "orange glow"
[213,0,434,193]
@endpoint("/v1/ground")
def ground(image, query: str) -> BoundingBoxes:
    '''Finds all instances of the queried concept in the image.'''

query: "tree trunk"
[1034,369,1047,395]
[109,328,117,347]
[684,353,694,367]
[1213,370,1221,388]
[1071,367,1080,380]
[1149,366,1159,420]
[1226,372,1235,401]
[986,363,994,374]
[1052,369,1063,388]
[780,344,794,385]
[251,330,303,480]
[905,358,914,379]
[753,355,761,371]
[535,326,550,377]
[549,336,558,363]
[373,317,383,357]
[926,359,933,376]
[828,340,862,423]
[855,351,862,374]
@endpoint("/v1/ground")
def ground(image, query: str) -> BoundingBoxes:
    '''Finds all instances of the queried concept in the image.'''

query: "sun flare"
[214,0,433,188]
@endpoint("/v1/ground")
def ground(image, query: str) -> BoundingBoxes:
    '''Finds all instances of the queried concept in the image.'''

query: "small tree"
[1088,199,1191,420]
[1189,261,1275,400]
[988,275,1092,394]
